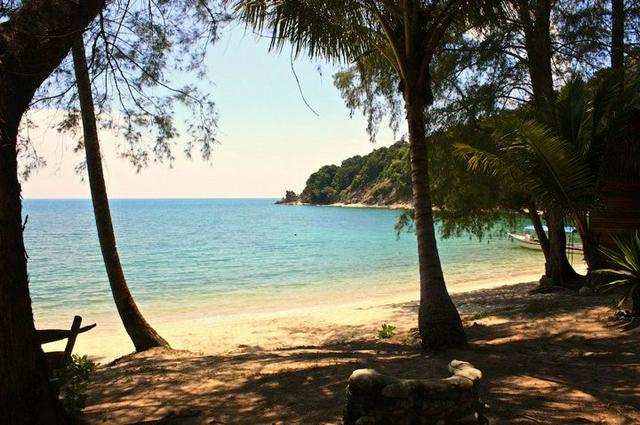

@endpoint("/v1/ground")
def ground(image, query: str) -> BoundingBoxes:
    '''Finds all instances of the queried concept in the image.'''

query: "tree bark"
[518,0,555,115]
[71,38,169,352]
[516,0,580,283]
[528,203,549,262]
[575,214,606,274]
[545,210,580,286]
[405,91,466,349]
[611,0,625,70]
[0,0,104,422]
[0,118,68,425]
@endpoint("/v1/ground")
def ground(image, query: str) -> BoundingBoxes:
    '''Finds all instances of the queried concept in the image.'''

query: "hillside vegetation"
[285,141,413,206]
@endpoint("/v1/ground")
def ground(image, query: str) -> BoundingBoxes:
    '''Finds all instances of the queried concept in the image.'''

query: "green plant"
[54,354,97,417]
[595,231,640,316]
[378,323,396,339]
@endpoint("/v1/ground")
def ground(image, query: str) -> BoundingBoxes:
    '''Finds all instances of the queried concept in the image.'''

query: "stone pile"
[343,360,487,425]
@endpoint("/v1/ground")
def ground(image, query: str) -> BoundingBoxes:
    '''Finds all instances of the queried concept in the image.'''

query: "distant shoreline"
[276,200,413,210]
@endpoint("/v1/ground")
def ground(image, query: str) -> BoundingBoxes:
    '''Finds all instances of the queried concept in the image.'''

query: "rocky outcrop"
[343,360,487,425]
[275,190,300,205]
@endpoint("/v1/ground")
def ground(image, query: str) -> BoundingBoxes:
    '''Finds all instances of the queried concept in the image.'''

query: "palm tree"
[481,0,579,283]
[71,36,169,352]
[456,117,595,286]
[455,68,640,284]
[236,0,483,348]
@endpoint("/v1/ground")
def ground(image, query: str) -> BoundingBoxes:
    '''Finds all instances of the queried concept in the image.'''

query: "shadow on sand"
[84,285,640,425]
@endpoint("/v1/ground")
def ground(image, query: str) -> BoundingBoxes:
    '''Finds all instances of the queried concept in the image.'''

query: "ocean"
[24,198,547,327]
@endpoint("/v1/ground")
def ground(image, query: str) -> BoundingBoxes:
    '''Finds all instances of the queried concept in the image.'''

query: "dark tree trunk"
[611,0,625,70]
[0,118,67,424]
[518,0,555,116]
[545,210,579,286]
[405,90,466,349]
[71,38,169,352]
[517,0,581,283]
[528,203,549,262]
[575,214,606,274]
[0,0,104,422]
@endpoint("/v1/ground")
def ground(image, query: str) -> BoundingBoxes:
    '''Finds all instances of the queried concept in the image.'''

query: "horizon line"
[23,196,281,201]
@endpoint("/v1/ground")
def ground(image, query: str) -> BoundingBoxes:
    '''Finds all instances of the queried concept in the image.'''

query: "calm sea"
[24,198,547,325]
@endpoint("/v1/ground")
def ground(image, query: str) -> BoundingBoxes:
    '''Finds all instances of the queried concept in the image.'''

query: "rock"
[348,369,398,393]
[449,360,482,383]
[275,190,299,204]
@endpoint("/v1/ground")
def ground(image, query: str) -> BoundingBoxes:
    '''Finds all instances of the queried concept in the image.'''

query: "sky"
[22,24,403,199]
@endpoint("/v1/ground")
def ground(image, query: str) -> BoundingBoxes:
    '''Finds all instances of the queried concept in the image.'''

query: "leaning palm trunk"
[405,91,466,349]
[71,37,169,352]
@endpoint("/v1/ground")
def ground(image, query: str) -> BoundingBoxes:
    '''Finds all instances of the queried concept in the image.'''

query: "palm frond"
[453,142,520,180]
[491,118,596,214]
[608,232,640,273]
[596,231,640,314]
[235,0,373,64]
[554,76,586,151]
[593,268,638,278]
[598,279,632,293]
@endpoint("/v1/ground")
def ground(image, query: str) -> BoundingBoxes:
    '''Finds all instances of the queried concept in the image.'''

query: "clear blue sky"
[23,23,403,199]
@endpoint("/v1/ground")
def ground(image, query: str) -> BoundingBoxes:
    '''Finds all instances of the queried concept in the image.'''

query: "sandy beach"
[79,273,640,424]
[39,267,585,363]
[39,260,640,425]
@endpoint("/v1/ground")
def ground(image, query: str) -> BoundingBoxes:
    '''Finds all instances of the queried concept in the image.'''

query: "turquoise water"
[24,199,545,324]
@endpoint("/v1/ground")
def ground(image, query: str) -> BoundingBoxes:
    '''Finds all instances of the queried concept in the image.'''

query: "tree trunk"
[611,0,625,70]
[405,92,466,349]
[518,0,555,116]
[545,210,579,286]
[528,203,549,262]
[0,0,104,421]
[71,38,169,352]
[0,117,67,424]
[518,0,582,283]
[575,214,606,274]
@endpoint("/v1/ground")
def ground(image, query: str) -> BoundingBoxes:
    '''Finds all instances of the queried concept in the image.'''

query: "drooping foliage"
[14,0,227,177]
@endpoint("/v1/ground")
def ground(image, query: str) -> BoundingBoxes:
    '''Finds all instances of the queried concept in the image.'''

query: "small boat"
[508,225,582,252]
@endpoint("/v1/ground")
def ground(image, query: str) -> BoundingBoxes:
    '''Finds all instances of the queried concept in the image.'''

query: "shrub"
[595,231,640,317]
[54,354,98,417]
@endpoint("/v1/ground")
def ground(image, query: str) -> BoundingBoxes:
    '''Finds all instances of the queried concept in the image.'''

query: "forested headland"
[278,141,412,206]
